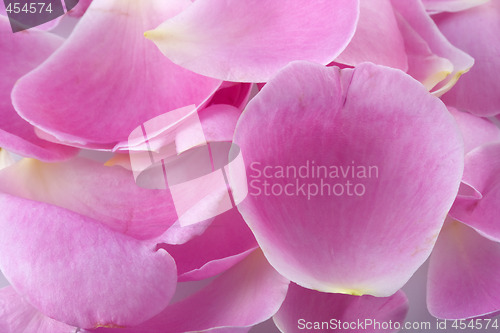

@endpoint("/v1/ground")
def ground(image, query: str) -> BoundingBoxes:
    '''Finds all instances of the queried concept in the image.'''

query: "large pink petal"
[12,0,221,148]
[427,219,500,319]
[0,194,177,329]
[448,107,500,154]
[160,208,258,282]
[0,16,77,161]
[232,61,464,297]
[391,0,474,95]
[146,0,359,82]
[0,157,177,240]
[450,143,500,242]
[335,0,408,71]
[435,1,500,116]
[422,0,490,14]
[93,250,289,333]
[0,286,79,333]
[274,284,408,333]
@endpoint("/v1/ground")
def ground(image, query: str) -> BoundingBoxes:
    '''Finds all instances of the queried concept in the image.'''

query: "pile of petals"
[1,0,500,332]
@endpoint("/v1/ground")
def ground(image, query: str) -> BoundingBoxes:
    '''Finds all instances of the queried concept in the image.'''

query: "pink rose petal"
[450,143,500,242]
[0,286,79,333]
[0,157,177,240]
[12,0,221,148]
[428,219,500,319]
[146,0,359,82]
[0,16,77,161]
[435,0,500,116]
[232,61,463,296]
[0,194,177,329]
[422,0,490,14]
[448,107,500,154]
[93,250,289,333]
[391,0,474,95]
[336,0,408,71]
[160,208,258,282]
[274,283,408,333]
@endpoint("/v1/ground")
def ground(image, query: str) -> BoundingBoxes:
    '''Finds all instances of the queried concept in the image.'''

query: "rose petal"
[93,250,289,333]
[146,0,359,82]
[393,10,454,91]
[0,286,79,333]
[0,157,177,240]
[450,143,500,242]
[0,194,177,329]
[160,208,258,282]
[448,107,500,154]
[435,0,500,116]
[427,219,500,319]
[390,0,474,95]
[335,0,408,71]
[232,61,463,297]
[422,0,490,14]
[0,16,77,161]
[273,283,408,333]
[12,0,221,148]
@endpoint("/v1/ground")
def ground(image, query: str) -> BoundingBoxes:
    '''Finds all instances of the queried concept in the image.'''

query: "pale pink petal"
[12,0,221,148]
[450,143,500,241]
[0,157,177,240]
[427,219,500,319]
[0,194,177,329]
[146,0,359,82]
[0,286,79,333]
[93,250,289,333]
[391,0,474,95]
[448,107,500,153]
[336,0,408,71]
[160,208,258,282]
[422,0,490,14]
[274,284,408,333]
[232,61,463,297]
[0,16,77,161]
[435,1,500,116]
